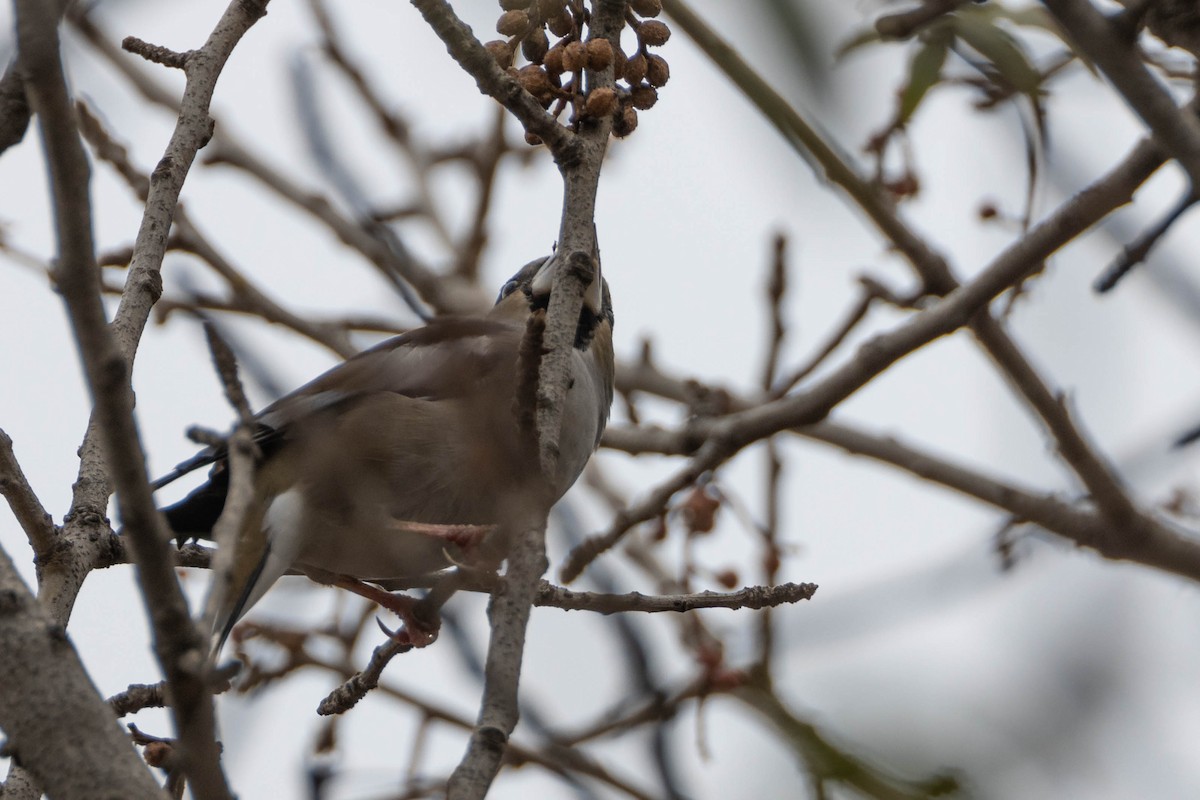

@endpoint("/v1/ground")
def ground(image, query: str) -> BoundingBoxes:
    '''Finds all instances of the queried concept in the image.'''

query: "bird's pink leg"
[333,576,439,648]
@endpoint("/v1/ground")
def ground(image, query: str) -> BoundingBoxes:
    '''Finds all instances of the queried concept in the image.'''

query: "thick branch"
[0,545,165,798]
[444,1,627,795]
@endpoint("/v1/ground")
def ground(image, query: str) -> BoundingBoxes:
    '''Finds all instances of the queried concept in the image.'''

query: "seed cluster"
[487,0,671,141]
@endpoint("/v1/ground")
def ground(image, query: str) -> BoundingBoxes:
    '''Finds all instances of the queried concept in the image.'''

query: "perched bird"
[157,254,614,653]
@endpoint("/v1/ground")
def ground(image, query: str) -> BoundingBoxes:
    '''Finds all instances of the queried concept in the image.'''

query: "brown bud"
[538,0,565,16]
[613,103,639,138]
[547,10,574,38]
[517,64,555,102]
[646,53,670,86]
[680,486,719,533]
[496,9,530,37]
[562,40,587,72]
[624,52,647,84]
[585,38,614,71]
[142,741,174,769]
[714,569,739,590]
[630,0,662,16]
[629,84,658,109]
[522,27,550,63]
[524,131,543,146]
[500,0,529,9]
[638,19,671,46]
[583,86,619,118]
[543,43,565,75]
[485,39,515,68]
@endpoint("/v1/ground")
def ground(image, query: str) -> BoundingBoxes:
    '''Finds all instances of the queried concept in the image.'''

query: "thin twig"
[0,429,57,560]
[408,0,578,163]
[537,580,817,613]
[663,0,1168,538]
[760,233,788,392]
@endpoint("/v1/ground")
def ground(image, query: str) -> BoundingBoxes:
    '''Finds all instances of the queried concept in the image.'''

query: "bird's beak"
[530,254,603,315]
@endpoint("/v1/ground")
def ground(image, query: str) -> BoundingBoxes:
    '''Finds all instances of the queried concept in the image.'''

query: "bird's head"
[492,254,613,350]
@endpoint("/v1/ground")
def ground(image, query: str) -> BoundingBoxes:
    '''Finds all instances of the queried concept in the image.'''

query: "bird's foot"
[333,576,439,648]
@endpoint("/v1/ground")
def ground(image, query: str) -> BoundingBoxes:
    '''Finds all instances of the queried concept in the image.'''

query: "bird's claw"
[374,614,438,648]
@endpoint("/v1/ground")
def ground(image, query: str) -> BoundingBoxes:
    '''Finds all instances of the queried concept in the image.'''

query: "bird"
[156,254,614,654]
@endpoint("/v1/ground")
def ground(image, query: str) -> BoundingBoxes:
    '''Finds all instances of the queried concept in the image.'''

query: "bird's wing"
[157,316,523,540]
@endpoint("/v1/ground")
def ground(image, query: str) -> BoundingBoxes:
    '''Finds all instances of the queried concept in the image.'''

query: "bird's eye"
[496,279,521,304]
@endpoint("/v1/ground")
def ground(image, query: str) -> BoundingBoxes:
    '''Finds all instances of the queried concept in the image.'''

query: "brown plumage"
[158,256,614,652]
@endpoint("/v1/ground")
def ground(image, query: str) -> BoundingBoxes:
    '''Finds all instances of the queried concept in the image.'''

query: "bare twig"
[760,233,788,392]
[663,0,1171,542]
[198,323,260,650]
[20,1,273,796]
[408,0,578,162]
[316,637,413,715]
[74,101,359,358]
[537,580,817,613]
[0,429,57,560]
[1043,0,1200,190]
[1095,189,1199,292]
[562,434,733,583]
[439,0,627,794]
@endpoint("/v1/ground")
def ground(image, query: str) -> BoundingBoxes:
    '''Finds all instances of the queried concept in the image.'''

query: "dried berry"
[583,86,619,117]
[611,45,628,80]
[543,43,565,75]
[496,9,530,37]
[585,38,614,71]
[624,52,647,84]
[562,40,587,72]
[538,0,565,16]
[638,19,671,47]
[485,39,515,68]
[630,0,662,16]
[646,53,670,86]
[547,10,574,38]
[613,103,638,138]
[522,27,549,63]
[714,569,739,589]
[500,0,529,10]
[629,84,657,109]
[517,64,555,103]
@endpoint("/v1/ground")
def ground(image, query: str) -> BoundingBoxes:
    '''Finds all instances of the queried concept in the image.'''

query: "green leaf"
[898,35,949,125]
[950,13,1043,94]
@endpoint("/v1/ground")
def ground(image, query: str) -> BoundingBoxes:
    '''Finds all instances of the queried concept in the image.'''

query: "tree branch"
[1042,0,1200,191]
[0,429,57,561]
[0,544,165,797]
[662,0,1171,543]
[17,1,274,796]
[408,0,578,162]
